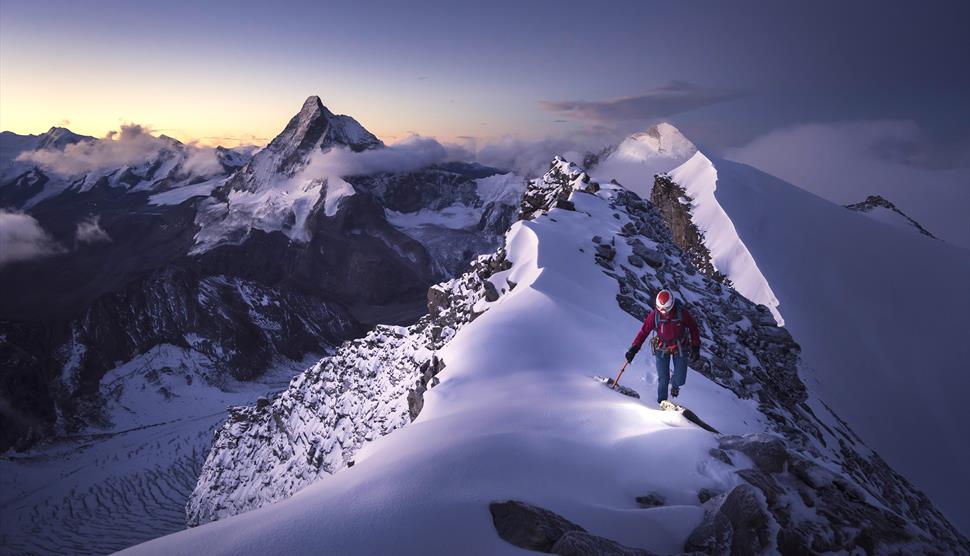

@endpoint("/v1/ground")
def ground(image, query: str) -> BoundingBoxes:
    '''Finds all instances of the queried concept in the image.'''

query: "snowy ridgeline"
[186,248,513,524]
[172,157,967,555]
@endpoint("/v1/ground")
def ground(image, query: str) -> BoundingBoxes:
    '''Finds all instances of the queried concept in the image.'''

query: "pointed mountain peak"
[36,126,90,150]
[268,95,381,155]
[226,95,383,193]
[300,95,325,114]
[157,134,184,148]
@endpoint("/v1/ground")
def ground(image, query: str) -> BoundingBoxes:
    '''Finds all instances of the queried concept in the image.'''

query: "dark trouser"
[654,350,688,403]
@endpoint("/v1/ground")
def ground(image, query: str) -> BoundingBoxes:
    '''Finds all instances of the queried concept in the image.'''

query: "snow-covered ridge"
[662,151,784,325]
[139,158,970,555]
[186,246,514,525]
[184,160,592,525]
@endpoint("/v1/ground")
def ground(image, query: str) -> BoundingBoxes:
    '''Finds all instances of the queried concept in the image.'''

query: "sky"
[1,0,968,242]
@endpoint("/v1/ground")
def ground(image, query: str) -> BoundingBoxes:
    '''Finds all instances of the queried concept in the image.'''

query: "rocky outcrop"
[685,483,772,555]
[186,248,512,525]
[650,174,729,284]
[489,500,656,556]
[845,194,937,238]
[519,157,600,220]
[682,433,946,555]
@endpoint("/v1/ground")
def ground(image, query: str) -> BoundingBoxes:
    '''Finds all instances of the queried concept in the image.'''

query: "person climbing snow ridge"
[624,289,701,404]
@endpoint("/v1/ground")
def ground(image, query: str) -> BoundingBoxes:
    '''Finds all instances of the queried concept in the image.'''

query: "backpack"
[652,300,689,354]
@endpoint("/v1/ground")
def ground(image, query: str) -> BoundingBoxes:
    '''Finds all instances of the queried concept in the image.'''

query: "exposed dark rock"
[719,434,788,474]
[551,530,656,556]
[635,493,666,508]
[685,484,772,556]
[650,174,728,283]
[490,500,657,556]
[708,448,733,466]
[519,157,599,221]
[483,279,500,302]
[595,243,617,261]
[489,500,585,552]
[629,239,664,268]
[697,488,720,504]
[845,194,936,239]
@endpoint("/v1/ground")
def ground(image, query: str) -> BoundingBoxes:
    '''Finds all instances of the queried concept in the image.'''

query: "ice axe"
[610,361,629,389]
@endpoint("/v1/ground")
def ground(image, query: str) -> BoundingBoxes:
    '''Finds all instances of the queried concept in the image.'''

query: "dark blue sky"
[3,0,967,150]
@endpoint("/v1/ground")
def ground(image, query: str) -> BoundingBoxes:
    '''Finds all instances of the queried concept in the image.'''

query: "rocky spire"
[227,95,383,193]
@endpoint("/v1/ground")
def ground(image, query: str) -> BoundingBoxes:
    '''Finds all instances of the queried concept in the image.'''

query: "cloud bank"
[182,148,223,176]
[17,123,225,178]
[0,210,64,266]
[297,136,448,181]
[540,81,743,123]
[727,120,970,248]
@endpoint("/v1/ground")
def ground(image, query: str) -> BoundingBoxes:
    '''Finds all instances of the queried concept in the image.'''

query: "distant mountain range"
[0,96,523,455]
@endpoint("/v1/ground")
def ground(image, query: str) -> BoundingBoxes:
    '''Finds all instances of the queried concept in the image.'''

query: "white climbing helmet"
[655,289,675,313]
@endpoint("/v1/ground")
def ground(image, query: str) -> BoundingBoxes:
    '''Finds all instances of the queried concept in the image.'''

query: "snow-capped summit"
[34,126,89,151]
[226,96,383,194]
[587,122,697,198]
[845,194,937,239]
[614,122,697,161]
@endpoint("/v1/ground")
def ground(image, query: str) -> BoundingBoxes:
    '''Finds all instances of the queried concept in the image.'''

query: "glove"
[625,345,640,363]
[690,345,701,363]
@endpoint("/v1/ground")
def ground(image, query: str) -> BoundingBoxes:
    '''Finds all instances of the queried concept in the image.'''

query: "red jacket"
[632,302,701,350]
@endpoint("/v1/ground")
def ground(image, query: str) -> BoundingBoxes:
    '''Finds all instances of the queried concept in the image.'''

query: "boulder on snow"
[629,239,664,268]
[718,434,788,474]
[489,500,585,552]
[595,243,616,261]
[684,483,772,556]
[697,488,721,504]
[489,500,658,556]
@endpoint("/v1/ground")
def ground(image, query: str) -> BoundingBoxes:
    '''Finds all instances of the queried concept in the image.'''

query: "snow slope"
[671,155,970,534]
[120,159,965,555]
[667,152,783,325]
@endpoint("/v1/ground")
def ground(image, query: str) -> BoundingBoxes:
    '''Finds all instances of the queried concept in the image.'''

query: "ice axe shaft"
[611,361,629,389]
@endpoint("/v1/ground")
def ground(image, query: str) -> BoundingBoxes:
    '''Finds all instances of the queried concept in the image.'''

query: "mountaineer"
[624,289,701,404]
